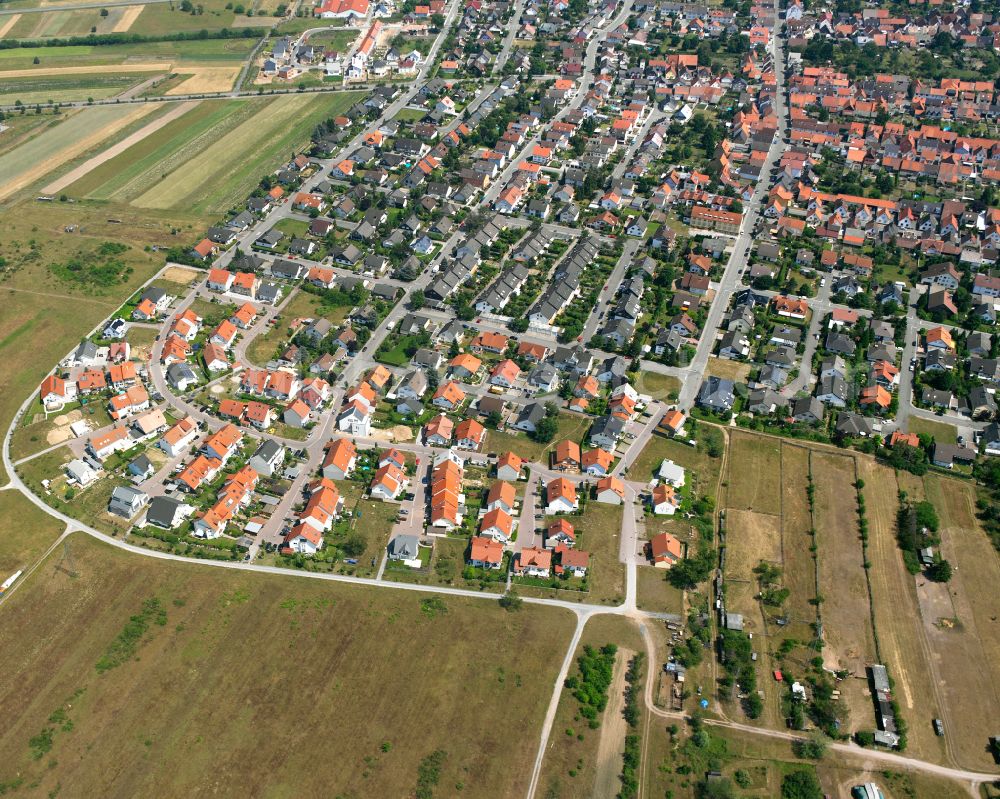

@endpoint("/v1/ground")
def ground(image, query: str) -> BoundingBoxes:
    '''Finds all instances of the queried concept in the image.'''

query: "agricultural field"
[1,4,145,40]
[776,444,819,628]
[0,104,160,201]
[0,70,156,105]
[56,92,360,214]
[0,38,257,71]
[0,533,575,798]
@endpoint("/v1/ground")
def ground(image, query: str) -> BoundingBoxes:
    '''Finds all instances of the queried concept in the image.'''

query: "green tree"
[926,559,952,582]
[781,770,823,799]
[531,415,558,443]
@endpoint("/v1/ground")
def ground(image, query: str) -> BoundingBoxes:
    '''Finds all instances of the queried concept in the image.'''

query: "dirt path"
[0,14,21,35]
[592,647,633,799]
[42,100,198,195]
[111,3,142,31]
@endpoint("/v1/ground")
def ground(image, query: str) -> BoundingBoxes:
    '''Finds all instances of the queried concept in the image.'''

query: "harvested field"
[724,510,781,580]
[0,14,21,35]
[164,65,241,94]
[811,452,875,730]
[920,476,1000,770]
[112,4,143,31]
[42,100,200,195]
[0,104,155,201]
[0,533,575,798]
[859,459,948,765]
[725,431,782,514]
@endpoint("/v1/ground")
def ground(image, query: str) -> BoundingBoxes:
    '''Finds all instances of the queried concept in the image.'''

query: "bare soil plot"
[160,264,201,284]
[811,453,877,674]
[0,533,575,798]
[918,476,1000,770]
[725,510,781,580]
[0,103,155,201]
[42,100,200,195]
[859,459,948,766]
[724,431,782,514]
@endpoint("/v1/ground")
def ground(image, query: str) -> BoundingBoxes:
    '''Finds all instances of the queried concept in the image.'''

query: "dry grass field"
[635,565,685,616]
[777,444,818,626]
[811,454,875,666]
[706,355,752,383]
[484,413,591,464]
[724,510,782,581]
[0,533,575,798]
[858,459,950,766]
[0,200,203,482]
[724,431,782,515]
[535,615,645,799]
[919,475,1000,770]
[627,431,724,503]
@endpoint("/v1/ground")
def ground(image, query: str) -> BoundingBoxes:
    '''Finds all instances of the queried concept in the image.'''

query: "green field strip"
[72,98,252,201]
[133,93,320,211]
[0,39,255,71]
[0,72,153,104]
[185,92,362,214]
